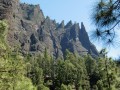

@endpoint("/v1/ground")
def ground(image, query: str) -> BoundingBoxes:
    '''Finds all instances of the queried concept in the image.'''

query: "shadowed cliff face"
[0,0,98,58]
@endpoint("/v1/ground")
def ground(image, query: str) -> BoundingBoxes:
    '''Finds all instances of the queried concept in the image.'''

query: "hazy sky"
[20,0,120,59]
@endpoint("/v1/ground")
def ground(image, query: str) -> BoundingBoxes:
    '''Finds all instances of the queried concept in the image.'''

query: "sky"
[20,0,120,59]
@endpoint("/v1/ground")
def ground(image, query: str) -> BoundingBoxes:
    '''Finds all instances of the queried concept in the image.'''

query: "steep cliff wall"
[0,0,98,58]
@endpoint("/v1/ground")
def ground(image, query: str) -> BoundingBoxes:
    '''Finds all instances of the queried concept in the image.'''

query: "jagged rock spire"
[46,16,50,20]
[58,20,64,28]
[0,0,99,57]
[44,16,51,24]
[79,22,99,56]
[65,20,72,28]
[79,22,90,45]
[81,22,86,31]
[74,23,80,30]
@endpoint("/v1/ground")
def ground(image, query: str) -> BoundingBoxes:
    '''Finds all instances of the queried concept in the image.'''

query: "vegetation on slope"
[0,20,36,90]
[0,20,120,90]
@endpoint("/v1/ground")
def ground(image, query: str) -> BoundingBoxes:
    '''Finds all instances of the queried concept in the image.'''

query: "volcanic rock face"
[0,0,98,58]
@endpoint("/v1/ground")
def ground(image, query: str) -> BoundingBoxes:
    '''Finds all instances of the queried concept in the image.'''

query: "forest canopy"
[0,20,120,90]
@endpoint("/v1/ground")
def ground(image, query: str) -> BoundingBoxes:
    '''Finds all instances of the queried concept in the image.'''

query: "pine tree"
[91,0,120,45]
[0,20,36,90]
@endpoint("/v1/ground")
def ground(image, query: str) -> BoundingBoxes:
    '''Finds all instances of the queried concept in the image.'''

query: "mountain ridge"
[0,0,98,58]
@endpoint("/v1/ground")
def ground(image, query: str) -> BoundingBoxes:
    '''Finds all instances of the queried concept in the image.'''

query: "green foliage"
[0,20,36,90]
[25,49,120,90]
[0,20,120,90]
[91,0,120,45]
[0,20,8,36]
[37,84,49,90]
[0,20,8,50]
[61,84,68,90]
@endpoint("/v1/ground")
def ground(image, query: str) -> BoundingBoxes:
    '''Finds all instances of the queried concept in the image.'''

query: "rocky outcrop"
[0,0,98,58]
[79,22,98,56]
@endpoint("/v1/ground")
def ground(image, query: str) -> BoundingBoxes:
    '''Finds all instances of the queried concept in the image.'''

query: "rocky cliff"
[0,0,98,58]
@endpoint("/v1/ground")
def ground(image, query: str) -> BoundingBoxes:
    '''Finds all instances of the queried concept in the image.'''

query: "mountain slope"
[0,0,98,58]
